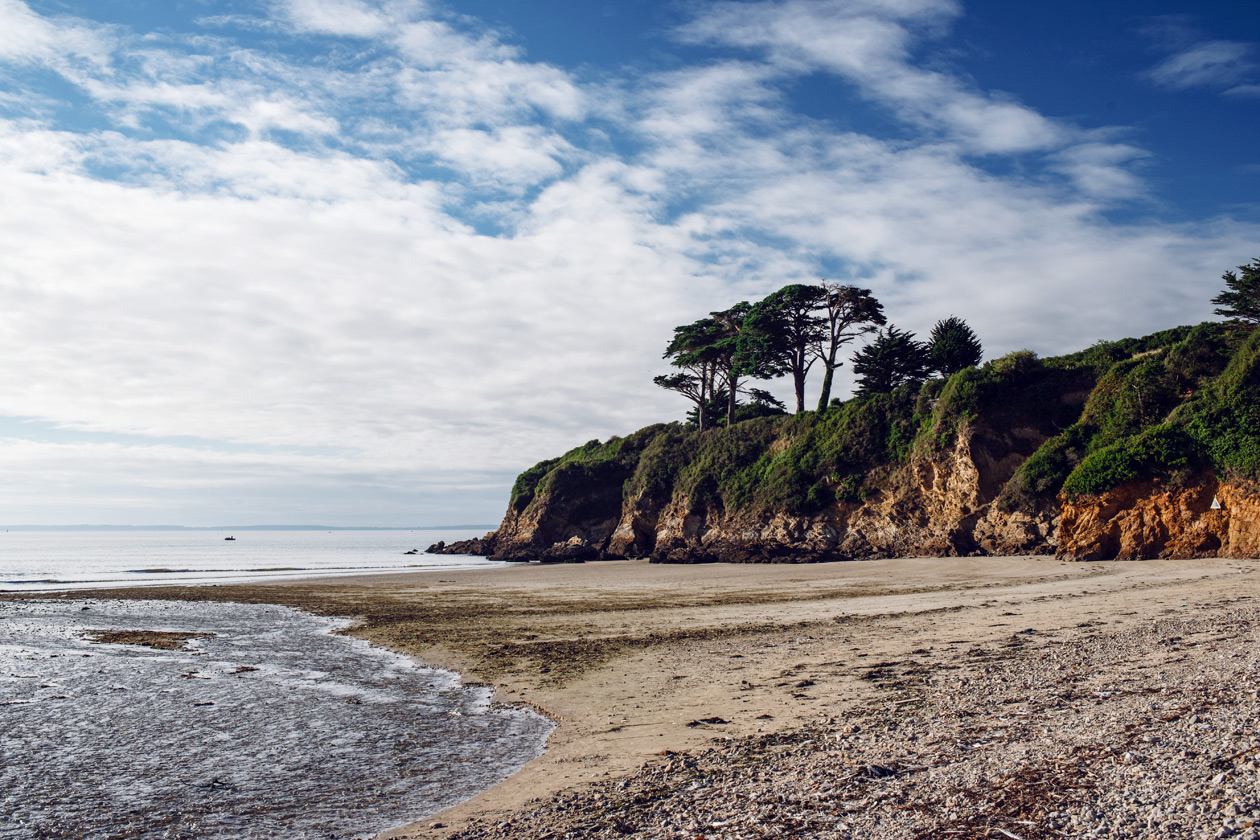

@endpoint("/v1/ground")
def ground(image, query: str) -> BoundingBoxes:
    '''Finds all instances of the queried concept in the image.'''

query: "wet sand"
[63,554,1260,838]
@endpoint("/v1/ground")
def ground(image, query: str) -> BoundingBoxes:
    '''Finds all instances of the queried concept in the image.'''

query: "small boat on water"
[224,536,236,541]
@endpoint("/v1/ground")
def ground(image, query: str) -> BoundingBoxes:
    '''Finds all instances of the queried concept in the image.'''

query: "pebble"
[444,602,1260,839]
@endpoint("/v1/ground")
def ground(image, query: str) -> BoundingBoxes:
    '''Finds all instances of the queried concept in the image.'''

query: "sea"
[0,528,500,592]
[0,530,555,839]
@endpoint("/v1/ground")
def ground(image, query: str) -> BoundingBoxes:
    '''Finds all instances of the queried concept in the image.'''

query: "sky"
[0,0,1257,527]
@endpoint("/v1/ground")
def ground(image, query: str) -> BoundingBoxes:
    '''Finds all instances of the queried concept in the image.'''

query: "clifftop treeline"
[431,262,1260,563]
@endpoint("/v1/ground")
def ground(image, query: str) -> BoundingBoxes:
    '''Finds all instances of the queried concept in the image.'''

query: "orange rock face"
[1056,475,1233,561]
[1218,482,1260,558]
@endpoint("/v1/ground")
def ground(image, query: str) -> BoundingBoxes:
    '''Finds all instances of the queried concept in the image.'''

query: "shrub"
[984,349,1040,378]
[510,425,671,511]
[1061,425,1202,499]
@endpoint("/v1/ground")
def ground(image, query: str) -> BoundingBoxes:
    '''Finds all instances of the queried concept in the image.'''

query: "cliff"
[434,322,1260,563]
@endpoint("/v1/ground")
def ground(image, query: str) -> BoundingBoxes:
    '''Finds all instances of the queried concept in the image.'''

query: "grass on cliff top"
[508,392,928,522]
[999,321,1252,504]
[509,424,672,513]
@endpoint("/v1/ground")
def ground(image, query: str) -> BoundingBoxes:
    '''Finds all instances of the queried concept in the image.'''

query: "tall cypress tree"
[927,316,983,376]
[1212,259,1260,324]
[735,284,827,414]
[851,326,930,395]
[811,283,886,411]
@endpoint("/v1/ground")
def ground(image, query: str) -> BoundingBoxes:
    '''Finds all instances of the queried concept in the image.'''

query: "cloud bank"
[0,0,1254,524]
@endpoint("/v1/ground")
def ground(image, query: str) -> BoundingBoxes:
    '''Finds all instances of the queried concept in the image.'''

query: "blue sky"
[0,0,1256,526]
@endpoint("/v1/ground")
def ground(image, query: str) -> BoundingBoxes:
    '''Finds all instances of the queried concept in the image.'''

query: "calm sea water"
[0,598,554,839]
[0,531,550,838]
[0,529,499,591]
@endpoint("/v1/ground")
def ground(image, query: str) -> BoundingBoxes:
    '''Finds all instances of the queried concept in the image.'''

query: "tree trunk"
[816,365,835,412]
[727,372,738,426]
[794,370,806,414]
[697,372,707,431]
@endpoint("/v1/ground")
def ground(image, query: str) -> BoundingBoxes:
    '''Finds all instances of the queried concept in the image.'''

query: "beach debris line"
[685,717,730,728]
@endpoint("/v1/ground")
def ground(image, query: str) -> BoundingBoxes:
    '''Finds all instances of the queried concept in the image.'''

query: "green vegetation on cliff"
[510,318,1260,527]
[509,425,671,513]
[995,321,1260,504]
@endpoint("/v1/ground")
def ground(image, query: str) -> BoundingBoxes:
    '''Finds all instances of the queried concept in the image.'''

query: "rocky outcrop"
[638,422,1060,563]
[1219,482,1260,558]
[439,418,1070,564]
[1057,476,1225,561]
[433,322,1260,564]
[436,421,1258,563]
[427,533,498,556]
[1057,476,1259,561]
[429,455,633,562]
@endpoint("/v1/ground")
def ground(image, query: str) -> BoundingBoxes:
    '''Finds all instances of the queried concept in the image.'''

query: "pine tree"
[851,326,930,395]
[928,316,983,376]
[1212,259,1260,324]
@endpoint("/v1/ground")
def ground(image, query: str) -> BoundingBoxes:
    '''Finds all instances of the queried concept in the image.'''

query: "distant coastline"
[0,524,496,532]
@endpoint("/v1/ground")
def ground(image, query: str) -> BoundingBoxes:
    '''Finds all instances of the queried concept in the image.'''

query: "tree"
[811,283,886,411]
[735,284,827,414]
[711,302,753,426]
[1212,259,1260,324]
[927,316,983,376]
[850,326,930,395]
[656,304,755,429]
[654,317,727,431]
[654,371,709,428]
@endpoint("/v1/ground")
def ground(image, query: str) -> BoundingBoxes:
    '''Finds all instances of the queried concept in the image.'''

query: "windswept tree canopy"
[811,283,886,411]
[851,326,930,395]
[654,317,730,431]
[1212,259,1260,324]
[736,284,827,414]
[655,304,756,429]
[711,301,753,426]
[928,316,983,376]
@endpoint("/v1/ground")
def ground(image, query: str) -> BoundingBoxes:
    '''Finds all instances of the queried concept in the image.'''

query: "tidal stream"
[0,598,553,839]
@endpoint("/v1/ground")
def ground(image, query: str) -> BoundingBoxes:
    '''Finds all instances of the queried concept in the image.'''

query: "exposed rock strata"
[1057,475,1260,561]
[430,424,1257,563]
[637,424,1057,564]
[432,421,1074,563]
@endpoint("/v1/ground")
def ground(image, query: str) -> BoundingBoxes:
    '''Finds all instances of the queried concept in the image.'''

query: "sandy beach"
[71,554,1260,839]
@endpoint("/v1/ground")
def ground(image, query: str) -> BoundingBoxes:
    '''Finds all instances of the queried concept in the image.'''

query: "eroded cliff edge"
[434,323,1260,563]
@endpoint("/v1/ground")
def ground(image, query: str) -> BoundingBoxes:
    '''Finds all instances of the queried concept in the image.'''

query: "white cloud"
[1145,40,1254,90]
[1224,83,1260,98]
[1050,141,1150,200]
[278,0,393,37]
[675,0,1062,154]
[393,23,585,124]
[0,0,1256,525]
[429,126,571,188]
[230,98,340,138]
[0,0,112,66]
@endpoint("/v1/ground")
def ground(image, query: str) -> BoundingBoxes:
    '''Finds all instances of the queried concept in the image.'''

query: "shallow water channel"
[0,599,554,839]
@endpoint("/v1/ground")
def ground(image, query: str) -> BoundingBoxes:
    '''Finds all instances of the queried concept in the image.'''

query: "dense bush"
[509,425,671,512]
[1017,322,1245,502]
[1060,425,1202,499]
[1179,326,1260,479]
